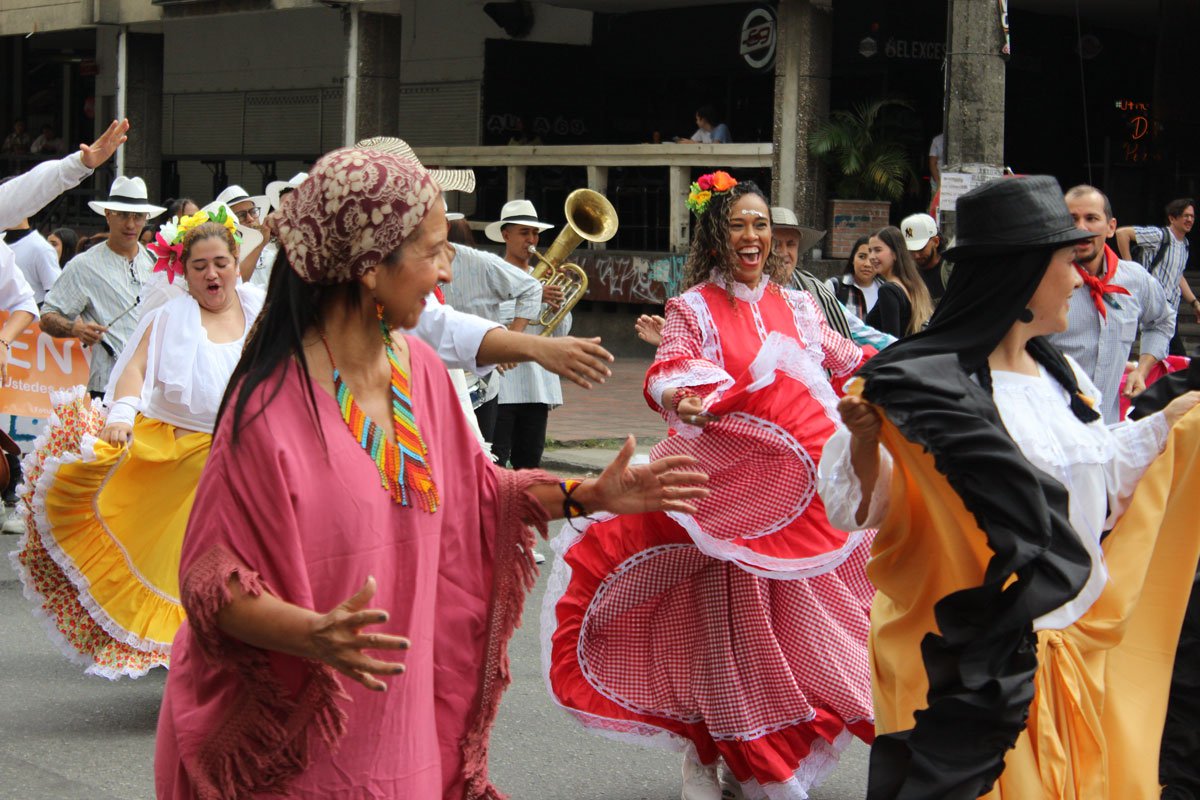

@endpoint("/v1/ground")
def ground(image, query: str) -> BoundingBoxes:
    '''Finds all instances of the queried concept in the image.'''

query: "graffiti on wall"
[574,252,687,304]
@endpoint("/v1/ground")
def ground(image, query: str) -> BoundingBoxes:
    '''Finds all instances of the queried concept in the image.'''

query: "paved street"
[0,544,869,799]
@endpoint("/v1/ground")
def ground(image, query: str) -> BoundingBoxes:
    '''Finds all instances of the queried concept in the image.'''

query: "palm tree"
[808,98,917,202]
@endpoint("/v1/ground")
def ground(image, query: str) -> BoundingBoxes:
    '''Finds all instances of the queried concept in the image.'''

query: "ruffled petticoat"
[542,338,876,799]
[9,387,210,678]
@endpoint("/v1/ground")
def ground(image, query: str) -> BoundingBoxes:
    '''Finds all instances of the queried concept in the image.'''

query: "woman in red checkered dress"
[543,176,875,800]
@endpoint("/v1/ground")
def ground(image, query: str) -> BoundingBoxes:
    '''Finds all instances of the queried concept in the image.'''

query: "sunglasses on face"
[107,211,149,224]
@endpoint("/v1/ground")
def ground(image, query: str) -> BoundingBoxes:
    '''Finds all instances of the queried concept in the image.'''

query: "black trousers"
[492,402,548,469]
[474,397,499,443]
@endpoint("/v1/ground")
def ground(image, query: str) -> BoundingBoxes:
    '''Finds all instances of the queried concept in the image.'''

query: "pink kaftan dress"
[542,278,876,799]
[155,335,552,800]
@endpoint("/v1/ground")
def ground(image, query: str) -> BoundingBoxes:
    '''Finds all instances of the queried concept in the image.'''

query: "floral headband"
[147,207,241,284]
[686,171,738,217]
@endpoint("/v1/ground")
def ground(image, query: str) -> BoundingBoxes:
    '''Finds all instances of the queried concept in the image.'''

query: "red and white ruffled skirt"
[542,338,876,799]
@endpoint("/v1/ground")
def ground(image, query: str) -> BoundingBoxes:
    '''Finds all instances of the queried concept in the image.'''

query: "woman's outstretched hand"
[308,576,410,692]
[1163,390,1200,429]
[635,314,665,347]
[586,435,709,516]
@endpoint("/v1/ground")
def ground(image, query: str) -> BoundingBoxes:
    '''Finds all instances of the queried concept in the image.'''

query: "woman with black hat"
[818,175,1200,799]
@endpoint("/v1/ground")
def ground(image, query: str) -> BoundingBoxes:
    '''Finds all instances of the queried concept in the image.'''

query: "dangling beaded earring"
[376,302,391,338]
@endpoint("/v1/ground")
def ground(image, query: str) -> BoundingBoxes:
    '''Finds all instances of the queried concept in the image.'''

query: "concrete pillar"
[345,10,401,145]
[771,0,832,230]
[119,32,164,198]
[942,0,1006,238]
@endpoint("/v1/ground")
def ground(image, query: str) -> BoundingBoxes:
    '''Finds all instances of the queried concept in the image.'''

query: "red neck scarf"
[1074,245,1130,319]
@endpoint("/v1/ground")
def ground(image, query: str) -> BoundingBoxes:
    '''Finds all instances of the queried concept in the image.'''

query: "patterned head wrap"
[273,147,440,285]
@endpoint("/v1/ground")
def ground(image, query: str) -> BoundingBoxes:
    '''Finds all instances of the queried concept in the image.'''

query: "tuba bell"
[527,188,619,336]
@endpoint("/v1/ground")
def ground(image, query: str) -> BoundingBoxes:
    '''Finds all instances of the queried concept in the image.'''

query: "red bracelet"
[671,388,699,412]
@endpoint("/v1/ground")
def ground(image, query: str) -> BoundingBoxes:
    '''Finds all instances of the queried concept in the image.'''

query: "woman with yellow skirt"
[817,176,1200,799]
[11,208,264,678]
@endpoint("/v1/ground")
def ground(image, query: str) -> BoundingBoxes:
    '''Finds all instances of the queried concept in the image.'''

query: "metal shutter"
[396,81,481,146]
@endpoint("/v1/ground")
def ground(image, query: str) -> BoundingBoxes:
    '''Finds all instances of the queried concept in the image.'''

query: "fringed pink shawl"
[155,337,553,800]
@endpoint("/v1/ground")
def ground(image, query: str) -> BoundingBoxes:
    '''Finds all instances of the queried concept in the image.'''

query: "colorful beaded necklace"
[321,321,439,512]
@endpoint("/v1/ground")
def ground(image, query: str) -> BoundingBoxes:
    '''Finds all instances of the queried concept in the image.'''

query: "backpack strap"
[1148,225,1169,275]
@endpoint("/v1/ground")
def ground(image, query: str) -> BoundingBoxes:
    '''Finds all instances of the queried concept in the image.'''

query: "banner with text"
[0,312,91,418]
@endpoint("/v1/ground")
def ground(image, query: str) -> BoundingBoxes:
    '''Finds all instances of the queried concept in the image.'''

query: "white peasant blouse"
[104,284,266,434]
[817,355,1170,631]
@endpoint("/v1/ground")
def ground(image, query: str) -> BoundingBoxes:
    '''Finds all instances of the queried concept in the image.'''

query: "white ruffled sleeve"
[817,426,894,532]
[1104,413,1170,528]
[1067,357,1170,528]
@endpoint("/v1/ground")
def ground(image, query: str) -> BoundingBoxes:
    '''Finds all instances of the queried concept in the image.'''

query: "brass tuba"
[528,188,619,336]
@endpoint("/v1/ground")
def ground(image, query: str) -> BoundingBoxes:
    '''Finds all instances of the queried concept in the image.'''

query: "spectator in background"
[30,126,65,156]
[2,120,31,155]
[47,227,78,268]
[828,235,883,320]
[164,197,199,221]
[139,226,155,245]
[447,218,476,246]
[1116,197,1196,355]
[901,212,951,302]
[4,219,61,305]
[507,115,543,146]
[675,104,732,144]
[76,232,108,256]
[929,132,945,198]
[865,225,934,337]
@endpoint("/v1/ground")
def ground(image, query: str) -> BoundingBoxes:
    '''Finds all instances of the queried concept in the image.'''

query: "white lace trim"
[739,728,854,800]
[666,509,863,580]
[27,417,176,658]
[646,363,736,415]
[750,301,770,343]
[680,288,726,368]
[747,333,842,426]
[577,542,707,724]
[540,517,866,755]
[816,427,894,533]
[541,514,689,752]
[712,273,769,304]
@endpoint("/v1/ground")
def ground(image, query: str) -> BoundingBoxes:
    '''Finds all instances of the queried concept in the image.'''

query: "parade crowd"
[2,120,1200,800]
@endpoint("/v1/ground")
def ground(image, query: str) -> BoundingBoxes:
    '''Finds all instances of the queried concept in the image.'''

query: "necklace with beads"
[319,319,439,512]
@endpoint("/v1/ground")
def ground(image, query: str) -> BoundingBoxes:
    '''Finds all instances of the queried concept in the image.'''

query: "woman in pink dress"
[543,173,876,800]
[153,147,708,800]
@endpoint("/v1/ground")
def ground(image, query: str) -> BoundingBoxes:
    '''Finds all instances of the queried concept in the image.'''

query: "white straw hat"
[265,172,308,212]
[484,199,554,243]
[88,176,167,218]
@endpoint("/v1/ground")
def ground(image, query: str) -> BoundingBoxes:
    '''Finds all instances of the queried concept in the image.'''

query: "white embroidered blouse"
[818,355,1170,631]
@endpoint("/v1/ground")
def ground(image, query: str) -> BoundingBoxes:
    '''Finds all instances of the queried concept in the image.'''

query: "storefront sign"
[938,164,1004,213]
[740,7,777,71]
[883,38,945,61]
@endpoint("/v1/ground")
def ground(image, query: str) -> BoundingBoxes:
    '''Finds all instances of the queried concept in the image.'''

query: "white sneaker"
[681,751,722,800]
[1,504,23,535]
[719,766,745,800]
[532,549,546,564]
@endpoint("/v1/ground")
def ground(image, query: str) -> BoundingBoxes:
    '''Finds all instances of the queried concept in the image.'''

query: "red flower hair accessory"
[686,170,738,217]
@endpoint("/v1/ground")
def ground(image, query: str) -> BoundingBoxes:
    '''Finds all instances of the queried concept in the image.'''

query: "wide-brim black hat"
[943,175,1094,260]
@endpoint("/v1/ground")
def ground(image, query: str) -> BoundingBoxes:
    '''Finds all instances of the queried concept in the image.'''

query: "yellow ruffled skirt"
[10,389,210,678]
